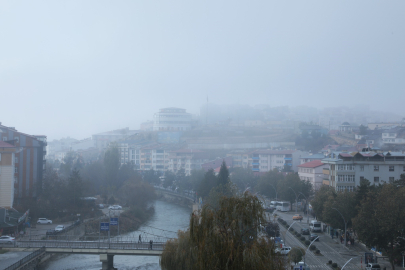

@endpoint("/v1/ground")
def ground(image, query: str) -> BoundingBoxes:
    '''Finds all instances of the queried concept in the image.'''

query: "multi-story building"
[92,128,139,150]
[382,128,405,145]
[298,160,328,190]
[0,123,47,199]
[232,150,307,173]
[153,108,192,131]
[300,153,325,164]
[0,141,17,208]
[322,151,405,192]
[169,149,210,175]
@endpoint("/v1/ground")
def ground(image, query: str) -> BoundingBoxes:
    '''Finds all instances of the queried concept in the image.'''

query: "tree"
[143,169,160,185]
[160,194,285,270]
[359,124,368,135]
[322,190,357,230]
[310,185,336,220]
[255,169,284,199]
[353,184,405,270]
[230,167,258,192]
[197,169,217,198]
[163,171,176,188]
[217,161,229,186]
[66,169,84,211]
[265,222,280,237]
[288,247,305,265]
[103,144,120,188]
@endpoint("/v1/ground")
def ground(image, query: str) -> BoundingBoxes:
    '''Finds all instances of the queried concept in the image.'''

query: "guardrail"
[4,247,46,270]
[154,186,195,201]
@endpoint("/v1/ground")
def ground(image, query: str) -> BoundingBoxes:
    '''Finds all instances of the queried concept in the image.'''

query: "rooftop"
[298,160,325,168]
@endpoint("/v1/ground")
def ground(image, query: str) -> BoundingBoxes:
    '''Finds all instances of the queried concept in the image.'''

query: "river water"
[40,200,190,270]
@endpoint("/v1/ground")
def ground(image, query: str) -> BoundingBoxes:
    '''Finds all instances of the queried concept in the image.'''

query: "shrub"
[310,245,316,250]
[316,249,320,254]
[328,260,332,264]
[300,236,305,241]
[296,233,301,237]
[305,240,310,246]
[332,263,337,268]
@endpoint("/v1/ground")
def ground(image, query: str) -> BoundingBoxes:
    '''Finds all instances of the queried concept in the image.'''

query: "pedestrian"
[150,240,153,250]
[138,234,142,243]
[331,229,334,239]
[340,235,343,244]
[335,230,338,238]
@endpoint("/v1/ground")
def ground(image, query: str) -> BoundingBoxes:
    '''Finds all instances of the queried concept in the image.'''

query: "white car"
[0,236,15,244]
[37,218,52,224]
[108,205,122,210]
[55,225,65,232]
[275,246,291,255]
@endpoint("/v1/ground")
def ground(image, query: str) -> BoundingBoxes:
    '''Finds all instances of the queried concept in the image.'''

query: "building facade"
[242,150,306,173]
[322,151,405,192]
[0,142,17,208]
[0,124,47,199]
[153,108,192,131]
[298,160,328,190]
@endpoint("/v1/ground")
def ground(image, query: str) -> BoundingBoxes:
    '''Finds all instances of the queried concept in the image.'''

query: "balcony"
[252,157,259,160]
[252,162,259,165]
[252,168,259,172]
[284,157,292,161]
[323,169,330,175]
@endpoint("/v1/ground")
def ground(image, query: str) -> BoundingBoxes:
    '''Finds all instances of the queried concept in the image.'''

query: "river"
[39,200,190,270]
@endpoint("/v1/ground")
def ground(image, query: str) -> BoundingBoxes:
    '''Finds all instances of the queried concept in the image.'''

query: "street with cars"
[271,209,391,269]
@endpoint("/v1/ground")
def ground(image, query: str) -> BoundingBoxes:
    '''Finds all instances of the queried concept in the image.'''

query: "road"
[273,210,367,269]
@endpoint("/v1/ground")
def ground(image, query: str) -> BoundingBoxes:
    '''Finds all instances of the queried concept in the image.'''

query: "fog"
[1,0,404,140]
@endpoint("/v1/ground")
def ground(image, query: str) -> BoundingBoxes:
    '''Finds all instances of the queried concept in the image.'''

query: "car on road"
[46,229,57,236]
[265,207,276,213]
[37,218,52,224]
[98,204,105,209]
[0,236,15,244]
[275,246,291,255]
[309,233,319,241]
[366,263,381,270]
[301,228,310,235]
[108,205,122,210]
[55,225,65,232]
[292,214,303,220]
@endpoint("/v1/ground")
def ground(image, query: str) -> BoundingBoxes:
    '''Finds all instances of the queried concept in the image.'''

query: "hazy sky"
[1,1,404,140]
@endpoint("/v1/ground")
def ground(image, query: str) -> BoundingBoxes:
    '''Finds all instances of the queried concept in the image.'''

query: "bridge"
[153,186,196,202]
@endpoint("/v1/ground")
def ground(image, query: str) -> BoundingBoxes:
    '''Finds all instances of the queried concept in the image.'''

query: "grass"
[0,249,9,254]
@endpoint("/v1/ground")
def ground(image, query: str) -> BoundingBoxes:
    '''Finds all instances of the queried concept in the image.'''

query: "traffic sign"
[110,218,118,226]
[100,222,110,231]
[300,265,303,270]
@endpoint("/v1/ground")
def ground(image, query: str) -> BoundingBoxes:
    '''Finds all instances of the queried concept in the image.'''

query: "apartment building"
[168,149,210,175]
[153,107,192,131]
[300,153,325,164]
[92,128,139,150]
[298,160,328,190]
[0,123,47,199]
[322,151,405,192]
[382,128,405,145]
[0,142,17,208]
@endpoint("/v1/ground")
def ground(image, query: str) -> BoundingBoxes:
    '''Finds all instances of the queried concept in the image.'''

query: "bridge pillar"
[100,254,117,270]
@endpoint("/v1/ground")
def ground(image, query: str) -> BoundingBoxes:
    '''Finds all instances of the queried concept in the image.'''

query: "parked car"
[0,236,15,244]
[108,205,122,210]
[292,214,303,220]
[366,263,381,270]
[37,218,52,224]
[98,204,105,209]
[275,246,291,255]
[301,228,310,235]
[309,234,319,241]
[55,225,65,232]
[265,207,276,213]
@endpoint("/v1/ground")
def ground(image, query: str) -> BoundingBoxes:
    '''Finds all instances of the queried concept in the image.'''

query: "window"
[374,165,379,171]
[15,166,18,173]
[360,165,364,171]
[374,177,379,183]
[2,137,7,141]
[15,157,18,163]
[360,176,364,182]
[389,166,394,171]
[14,137,19,143]
[389,177,395,183]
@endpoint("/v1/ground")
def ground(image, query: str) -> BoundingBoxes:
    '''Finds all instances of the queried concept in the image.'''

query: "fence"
[4,247,46,270]
[17,240,166,250]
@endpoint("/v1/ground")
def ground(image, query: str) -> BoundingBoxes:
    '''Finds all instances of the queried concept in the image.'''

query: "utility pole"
[332,207,347,246]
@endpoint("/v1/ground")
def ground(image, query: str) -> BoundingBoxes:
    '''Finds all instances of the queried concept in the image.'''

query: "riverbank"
[84,205,155,237]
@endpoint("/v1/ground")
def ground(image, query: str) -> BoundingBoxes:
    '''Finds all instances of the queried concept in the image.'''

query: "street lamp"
[341,256,360,270]
[280,221,298,246]
[298,192,309,224]
[288,187,298,213]
[332,207,347,246]
[304,235,320,265]
[269,184,278,200]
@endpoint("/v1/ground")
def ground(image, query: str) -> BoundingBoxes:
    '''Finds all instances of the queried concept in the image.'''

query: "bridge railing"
[17,240,166,250]
[154,186,196,201]
[22,235,172,243]
[4,247,46,270]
